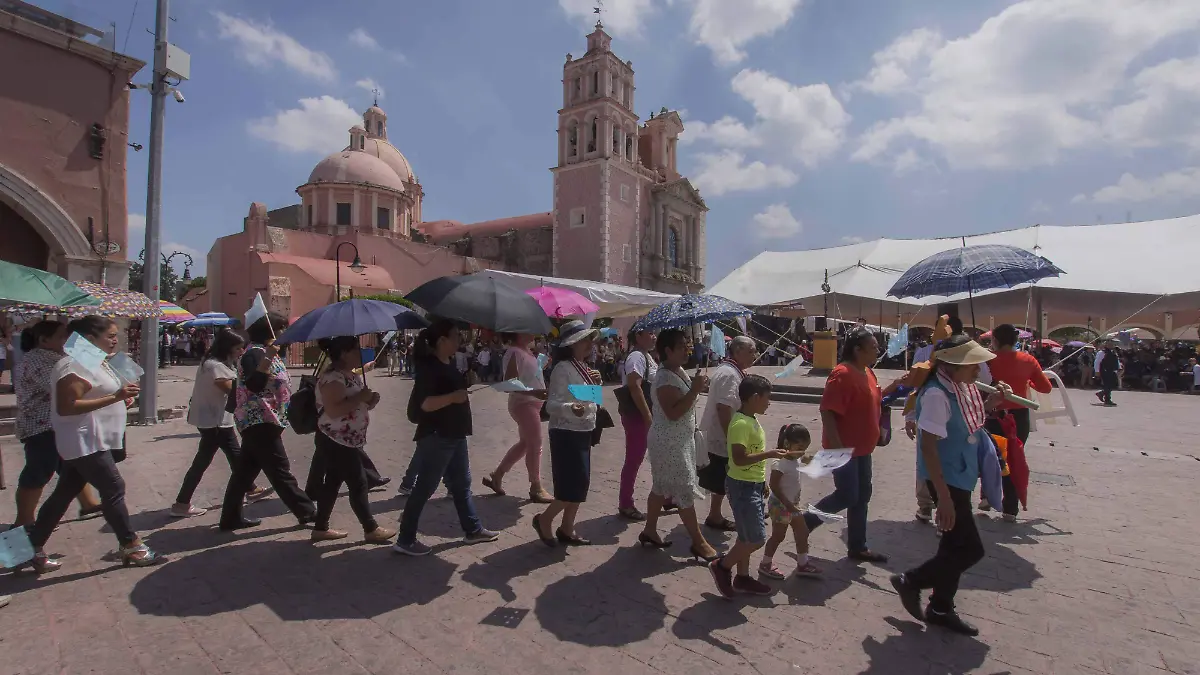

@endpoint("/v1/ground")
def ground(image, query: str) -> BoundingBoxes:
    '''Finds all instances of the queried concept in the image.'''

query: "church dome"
[349,137,416,183]
[306,150,406,193]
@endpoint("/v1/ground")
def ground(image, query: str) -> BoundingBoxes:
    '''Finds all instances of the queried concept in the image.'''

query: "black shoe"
[849,549,888,563]
[219,518,261,531]
[925,605,979,636]
[368,477,392,490]
[297,513,316,527]
[890,574,924,621]
[556,529,591,546]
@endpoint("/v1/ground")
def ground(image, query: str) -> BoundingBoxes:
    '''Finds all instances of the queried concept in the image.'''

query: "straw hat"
[556,319,599,347]
[934,340,995,366]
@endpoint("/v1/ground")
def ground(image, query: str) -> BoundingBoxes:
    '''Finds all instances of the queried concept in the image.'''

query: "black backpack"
[287,367,321,434]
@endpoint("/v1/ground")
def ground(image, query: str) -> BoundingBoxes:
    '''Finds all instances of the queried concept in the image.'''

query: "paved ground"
[0,365,1196,675]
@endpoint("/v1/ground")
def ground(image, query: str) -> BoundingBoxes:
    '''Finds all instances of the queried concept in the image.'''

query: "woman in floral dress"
[310,336,395,543]
[639,328,719,562]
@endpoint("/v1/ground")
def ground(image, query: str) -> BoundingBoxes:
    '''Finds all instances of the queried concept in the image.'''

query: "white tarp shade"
[476,270,678,318]
[709,216,1200,307]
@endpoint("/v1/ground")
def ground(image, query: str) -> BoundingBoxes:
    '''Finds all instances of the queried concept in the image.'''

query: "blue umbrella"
[887,244,1065,329]
[275,299,427,345]
[181,312,239,327]
[632,294,752,332]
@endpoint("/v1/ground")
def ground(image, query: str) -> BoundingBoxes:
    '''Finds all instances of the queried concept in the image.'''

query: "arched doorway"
[0,162,92,274]
[0,201,49,269]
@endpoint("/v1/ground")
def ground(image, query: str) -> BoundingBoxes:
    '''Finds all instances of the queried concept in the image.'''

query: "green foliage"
[187,276,207,289]
[127,261,180,302]
[355,293,414,308]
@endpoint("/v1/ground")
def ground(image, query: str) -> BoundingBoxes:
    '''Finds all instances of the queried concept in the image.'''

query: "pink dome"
[306,150,406,193]
[345,137,415,183]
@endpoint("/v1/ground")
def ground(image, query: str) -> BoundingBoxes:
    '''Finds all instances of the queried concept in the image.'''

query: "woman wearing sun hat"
[533,319,602,547]
[890,335,1012,637]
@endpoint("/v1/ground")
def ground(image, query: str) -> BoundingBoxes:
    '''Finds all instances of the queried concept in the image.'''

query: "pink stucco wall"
[605,166,641,287]
[0,26,141,262]
[553,164,605,282]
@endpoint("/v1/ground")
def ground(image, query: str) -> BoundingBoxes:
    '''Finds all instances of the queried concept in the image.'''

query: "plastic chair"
[1029,370,1079,430]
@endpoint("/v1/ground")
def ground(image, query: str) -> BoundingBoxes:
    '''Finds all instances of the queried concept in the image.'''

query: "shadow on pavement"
[865,519,1043,593]
[128,537,456,620]
[860,617,997,675]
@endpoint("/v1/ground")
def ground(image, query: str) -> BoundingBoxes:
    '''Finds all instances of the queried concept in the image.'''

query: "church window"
[622,244,632,263]
[568,123,578,157]
[306,204,313,227]
[592,71,599,95]
[620,184,630,202]
[336,202,352,226]
[587,118,597,153]
[376,121,383,136]
[613,126,620,154]
[377,207,390,229]
[570,207,586,228]
[625,133,633,161]
[668,227,679,268]
[360,136,365,150]
[574,78,581,101]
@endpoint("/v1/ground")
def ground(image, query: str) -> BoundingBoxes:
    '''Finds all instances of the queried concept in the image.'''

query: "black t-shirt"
[412,356,472,441]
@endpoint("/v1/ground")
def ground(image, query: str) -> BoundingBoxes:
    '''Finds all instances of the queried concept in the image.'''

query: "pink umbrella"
[524,286,599,318]
[979,328,1032,340]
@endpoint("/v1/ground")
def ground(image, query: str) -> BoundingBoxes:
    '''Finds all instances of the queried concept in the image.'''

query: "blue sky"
[42,0,1200,284]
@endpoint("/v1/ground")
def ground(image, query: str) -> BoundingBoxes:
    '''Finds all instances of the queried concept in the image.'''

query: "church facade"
[202,22,707,321]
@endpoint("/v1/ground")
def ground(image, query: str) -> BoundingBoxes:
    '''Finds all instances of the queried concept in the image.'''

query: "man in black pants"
[1096,342,1120,406]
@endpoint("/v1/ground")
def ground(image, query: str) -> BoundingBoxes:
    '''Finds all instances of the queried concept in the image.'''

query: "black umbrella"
[405,275,553,334]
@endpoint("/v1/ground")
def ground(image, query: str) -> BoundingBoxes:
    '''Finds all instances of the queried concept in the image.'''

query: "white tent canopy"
[709,216,1200,308]
[476,270,678,318]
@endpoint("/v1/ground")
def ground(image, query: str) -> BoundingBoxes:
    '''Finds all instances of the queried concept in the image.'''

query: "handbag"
[614,351,655,417]
[591,407,615,446]
[876,405,893,447]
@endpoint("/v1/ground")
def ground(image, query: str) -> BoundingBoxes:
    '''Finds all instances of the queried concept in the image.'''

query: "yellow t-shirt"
[726,412,767,483]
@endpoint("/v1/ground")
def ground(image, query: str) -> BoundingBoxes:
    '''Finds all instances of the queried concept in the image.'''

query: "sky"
[39,0,1200,285]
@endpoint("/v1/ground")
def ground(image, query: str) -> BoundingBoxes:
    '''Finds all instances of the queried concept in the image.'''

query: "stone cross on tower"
[594,0,603,27]
[371,87,380,106]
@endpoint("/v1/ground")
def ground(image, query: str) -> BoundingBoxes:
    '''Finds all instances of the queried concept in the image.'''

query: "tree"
[128,261,180,302]
[187,275,207,289]
[356,293,414,308]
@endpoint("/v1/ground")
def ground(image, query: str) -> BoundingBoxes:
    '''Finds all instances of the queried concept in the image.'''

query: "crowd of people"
[6,308,1071,638]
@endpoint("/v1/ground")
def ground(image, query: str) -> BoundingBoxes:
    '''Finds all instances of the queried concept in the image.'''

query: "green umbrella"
[0,260,100,308]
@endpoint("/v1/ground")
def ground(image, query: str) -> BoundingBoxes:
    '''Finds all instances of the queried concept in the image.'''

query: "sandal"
[119,543,167,568]
[618,507,646,521]
[794,561,823,578]
[19,552,61,574]
[758,561,785,580]
[481,475,505,496]
[528,488,554,504]
[705,517,738,532]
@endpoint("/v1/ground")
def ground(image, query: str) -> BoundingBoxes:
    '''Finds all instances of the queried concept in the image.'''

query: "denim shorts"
[726,477,767,544]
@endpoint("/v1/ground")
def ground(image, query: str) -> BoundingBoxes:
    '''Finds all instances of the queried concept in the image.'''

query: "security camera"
[172,89,185,103]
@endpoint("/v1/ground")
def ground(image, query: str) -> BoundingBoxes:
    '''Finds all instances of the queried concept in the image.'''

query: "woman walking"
[12,320,102,527]
[533,320,601,547]
[218,313,317,531]
[171,329,270,518]
[27,316,165,570]
[482,333,552,502]
[638,329,718,562]
[617,328,657,521]
[395,320,499,556]
[310,336,395,543]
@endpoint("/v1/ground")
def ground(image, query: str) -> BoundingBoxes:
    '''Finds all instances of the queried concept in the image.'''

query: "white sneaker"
[170,504,207,518]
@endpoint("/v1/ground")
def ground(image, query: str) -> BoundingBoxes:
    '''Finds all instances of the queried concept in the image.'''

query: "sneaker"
[397,485,413,497]
[925,605,979,636]
[1002,513,1017,523]
[915,508,932,523]
[708,558,735,599]
[245,486,274,503]
[758,561,786,580]
[464,528,500,544]
[977,502,992,512]
[311,529,349,542]
[793,561,823,578]
[733,575,773,596]
[392,540,432,556]
[169,504,207,518]
[890,574,925,621]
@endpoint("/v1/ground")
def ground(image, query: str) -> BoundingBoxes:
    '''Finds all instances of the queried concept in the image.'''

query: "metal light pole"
[138,0,170,424]
[335,241,365,300]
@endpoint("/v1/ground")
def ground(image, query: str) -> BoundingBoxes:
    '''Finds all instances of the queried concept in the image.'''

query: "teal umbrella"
[0,260,99,308]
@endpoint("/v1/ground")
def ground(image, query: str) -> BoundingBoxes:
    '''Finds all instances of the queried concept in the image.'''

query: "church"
[201,22,709,322]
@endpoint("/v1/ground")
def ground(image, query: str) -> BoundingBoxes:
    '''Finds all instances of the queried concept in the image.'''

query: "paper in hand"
[0,526,35,569]
[774,354,805,379]
[107,352,144,385]
[64,332,108,377]
[492,378,534,393]
[803,504,845,523]
[567,384,603,405]
[537,353,548,370]
[797,449,854,479]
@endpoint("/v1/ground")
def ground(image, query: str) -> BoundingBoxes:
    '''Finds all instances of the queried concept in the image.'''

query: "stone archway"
[0,162,92,270]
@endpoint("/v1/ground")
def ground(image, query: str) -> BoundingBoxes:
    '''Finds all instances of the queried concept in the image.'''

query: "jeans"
[305,442,383,501]
[398,434,482,545]
[804,454,873,553]
[220,423,315,526]
[618,412,649,510]
[30,451,136,548]
[726,477,767,544]
[312,431,377,531]
[905,484,985,612]
[177,427,241,504]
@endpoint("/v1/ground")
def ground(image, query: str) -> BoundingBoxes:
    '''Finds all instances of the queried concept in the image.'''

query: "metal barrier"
[1029,370,1080,430]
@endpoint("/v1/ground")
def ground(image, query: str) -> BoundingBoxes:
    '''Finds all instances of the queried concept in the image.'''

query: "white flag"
[245,293,269,328]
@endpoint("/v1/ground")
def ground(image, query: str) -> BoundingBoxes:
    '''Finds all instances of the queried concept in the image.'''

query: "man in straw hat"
[890,335,1012,637]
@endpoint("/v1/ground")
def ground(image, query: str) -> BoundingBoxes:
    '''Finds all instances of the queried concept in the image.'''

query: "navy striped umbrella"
[632,294,752,332]
[887,245,1064,299]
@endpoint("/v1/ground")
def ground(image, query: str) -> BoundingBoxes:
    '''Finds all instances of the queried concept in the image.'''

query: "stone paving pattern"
[0,366,1196,674]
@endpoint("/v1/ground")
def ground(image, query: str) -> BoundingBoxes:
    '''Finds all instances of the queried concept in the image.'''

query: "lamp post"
[335,241,366,300]
[138,249,193,299]
[820,269,831,329]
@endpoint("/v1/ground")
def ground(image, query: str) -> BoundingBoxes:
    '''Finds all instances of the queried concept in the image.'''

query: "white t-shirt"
[1192,364,1200,387]
[188,359,236,428]
[913,344,934,364]
[916,387,952,438]
[454,352,469,373]
[700,362,743,458]
[478,349,491,366]
[621,350,658,386]
[50,357,126,461]
[771,457,803,504]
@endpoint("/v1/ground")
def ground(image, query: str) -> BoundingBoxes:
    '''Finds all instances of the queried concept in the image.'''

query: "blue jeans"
[725,477,767,545]
[398,434,482,545]
[804,454,873,553]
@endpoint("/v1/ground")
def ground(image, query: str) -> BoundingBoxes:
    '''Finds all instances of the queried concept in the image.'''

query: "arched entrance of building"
[0,162,91,274]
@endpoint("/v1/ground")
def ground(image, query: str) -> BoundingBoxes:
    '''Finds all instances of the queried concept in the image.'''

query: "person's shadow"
[862,520,1042,593]
[860,617,997,675]
[128,538,457,620]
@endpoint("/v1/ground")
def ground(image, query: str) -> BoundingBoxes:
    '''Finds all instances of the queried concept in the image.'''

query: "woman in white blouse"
[533,320,601,547]
[27,316,165,570]
[482,333,551,503]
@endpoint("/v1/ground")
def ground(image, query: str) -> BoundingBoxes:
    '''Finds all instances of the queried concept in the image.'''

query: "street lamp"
[820,268,831,330]
[335,241,366,300]
[138,249,193,296]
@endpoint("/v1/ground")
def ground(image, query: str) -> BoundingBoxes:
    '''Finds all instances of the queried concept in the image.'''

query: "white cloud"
[355,78,384,99]
[348,27,408,63]
[752,203,802,239]
[247,96,361,153]
[558,0,655,36]
[839,235,866,245]
[686,69,849,168]
[679,0,805,65]
[1073,167,1200,204]
[851,0,1200,171]
[691,150,798,196]
[127,213,145,247]
[213,12,336,81]
[1030,199,1051,213]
